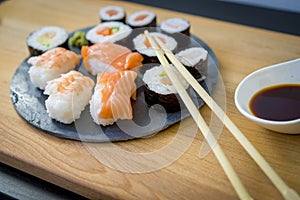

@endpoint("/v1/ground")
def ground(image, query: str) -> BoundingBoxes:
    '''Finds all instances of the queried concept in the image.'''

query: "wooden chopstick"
[144,30,253,200]
[152,34,300,200]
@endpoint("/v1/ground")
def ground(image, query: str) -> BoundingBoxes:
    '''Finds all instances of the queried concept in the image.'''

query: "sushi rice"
[86,21,132,44]
[26,26,68,55]
[28,47,81,90]
[44,71,94,124]
[175,47,208,81]
[160,18,190,35]
[133,32,177,57]
[175,47,208,67]
[143,65,189,95]
[98,5,126,23]
[127,10,156,28]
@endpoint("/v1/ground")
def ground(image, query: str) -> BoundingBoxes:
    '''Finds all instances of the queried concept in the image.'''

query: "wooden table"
[0,0,299,199]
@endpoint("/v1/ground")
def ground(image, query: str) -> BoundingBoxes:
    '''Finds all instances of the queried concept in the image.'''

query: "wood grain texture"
[0,0,299,199]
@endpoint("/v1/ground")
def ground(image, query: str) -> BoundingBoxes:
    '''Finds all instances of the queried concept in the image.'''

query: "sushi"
[98,5,126,23]
[175,47,208,81]
[28,47,81,90]
[160,18,190,36]
[44,70,94,124]
[86,22,132,44]
[90,71,137,126]
[142,65,189,112]
[26,26,69,56]
[81,42,144,75]
[133,32,177,63]
[127,10,156,28]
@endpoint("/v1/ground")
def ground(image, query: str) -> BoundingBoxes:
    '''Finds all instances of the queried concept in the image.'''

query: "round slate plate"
[10,27,219,142]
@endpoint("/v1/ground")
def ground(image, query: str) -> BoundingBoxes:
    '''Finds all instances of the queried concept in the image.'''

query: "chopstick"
[144,30,253,200]
[151,32,300,200]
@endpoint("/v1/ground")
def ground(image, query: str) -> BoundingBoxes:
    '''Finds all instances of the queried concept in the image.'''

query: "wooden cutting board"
[0,0,300,199]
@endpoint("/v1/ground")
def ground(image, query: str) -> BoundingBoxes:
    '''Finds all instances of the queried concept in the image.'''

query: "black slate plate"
[10,27,219,142]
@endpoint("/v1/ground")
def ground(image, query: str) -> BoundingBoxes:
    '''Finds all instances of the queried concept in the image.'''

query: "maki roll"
[175,47,208,81]
[142,65,189,112]
[86,22,132,44]
[90,71,137,126]
[81,42,143,75]
[133,32,177,63]
[26,26,69,56]
[127,10,156,28]
[28,47,81,90]
[98,5,126,23]
[160,18,190,36]
[44,70,94,124]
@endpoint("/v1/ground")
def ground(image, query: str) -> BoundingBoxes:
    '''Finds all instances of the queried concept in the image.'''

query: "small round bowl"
[234,58,300,134]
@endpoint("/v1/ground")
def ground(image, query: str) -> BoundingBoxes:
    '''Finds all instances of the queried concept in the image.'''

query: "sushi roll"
[81,42,143,75]
[90,71,137,126]
[44,70,94,124]
[28,47,81,90]
[160,18,190,36]
[142,65,189,112]
[175,47,208,81]
[98,5,126,23]
[133,32,177,63]
[86,22,132,44]
[26,26,69,56]
[127,10,156,28]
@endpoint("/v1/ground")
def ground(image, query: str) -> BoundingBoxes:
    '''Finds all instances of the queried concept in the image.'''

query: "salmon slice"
[90,70,137,126]
[28,47,80,69]
[106,9,118,17]
[96,26,112,36]
[81,42,143,75]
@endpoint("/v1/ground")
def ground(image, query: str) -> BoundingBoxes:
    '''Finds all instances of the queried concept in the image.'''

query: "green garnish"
[38,36,52,47]
[111,27,120,34]
[159,70,167,76]
[69,31,88,47]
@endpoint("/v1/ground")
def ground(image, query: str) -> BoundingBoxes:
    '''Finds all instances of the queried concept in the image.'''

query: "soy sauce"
[249,84,300,121]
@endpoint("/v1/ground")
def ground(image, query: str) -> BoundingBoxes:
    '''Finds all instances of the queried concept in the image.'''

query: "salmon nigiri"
[89,70,137,126]
[28,47,80,90]
[81,42,143,75]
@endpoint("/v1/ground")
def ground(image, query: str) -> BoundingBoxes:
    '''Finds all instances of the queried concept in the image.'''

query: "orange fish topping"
[106,9,118,16]
[34,47,80,69]
[144,36,166,48]
[49,71,94,95]
[135,14,148,21]
[81,42,143,73]
[96,71,137,119]
[98,72,124,118]
[96,26,112,36]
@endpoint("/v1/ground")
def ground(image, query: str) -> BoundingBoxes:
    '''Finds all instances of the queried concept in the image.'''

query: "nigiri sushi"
[81,42,143,75]
[44,70,94,124]
[90,70,137,126]
[28,47,80,90]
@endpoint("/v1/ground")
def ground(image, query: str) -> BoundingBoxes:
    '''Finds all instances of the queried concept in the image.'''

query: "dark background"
[125,0,300,36]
